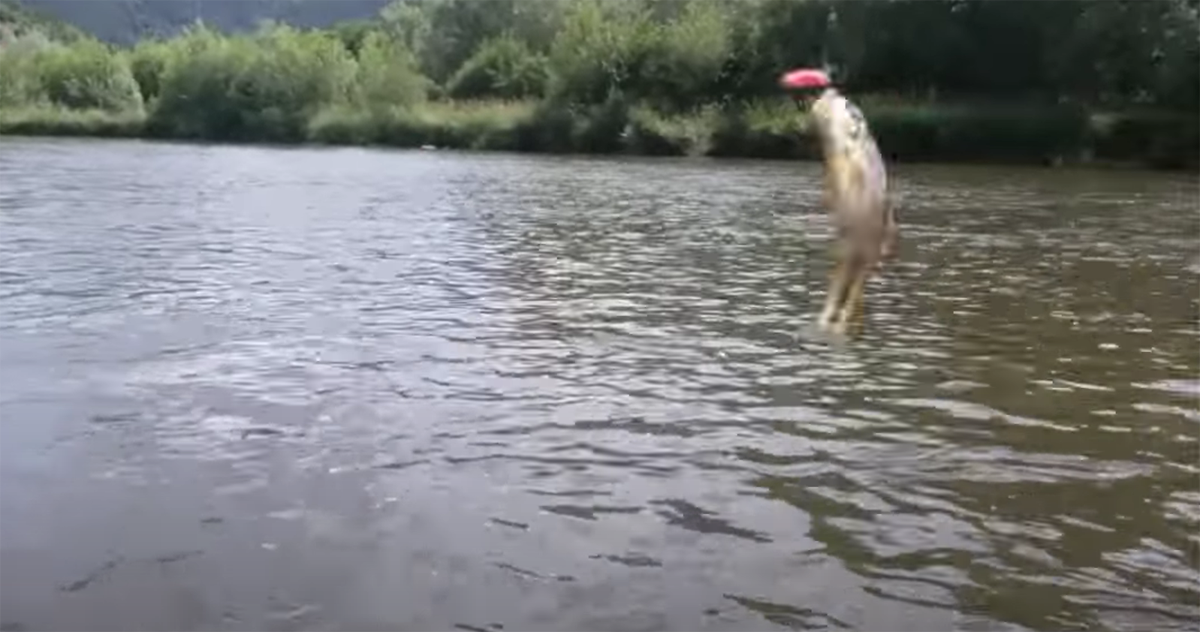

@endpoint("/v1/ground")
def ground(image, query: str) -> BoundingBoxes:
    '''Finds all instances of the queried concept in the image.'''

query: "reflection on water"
[0,138,1197,632]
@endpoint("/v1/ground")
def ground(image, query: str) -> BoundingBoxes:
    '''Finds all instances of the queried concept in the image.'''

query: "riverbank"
[3,99,1196,170]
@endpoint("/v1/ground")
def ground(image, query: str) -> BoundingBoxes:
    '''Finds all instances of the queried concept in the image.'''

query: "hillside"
[16,0,389,44]
[1,0,87,40]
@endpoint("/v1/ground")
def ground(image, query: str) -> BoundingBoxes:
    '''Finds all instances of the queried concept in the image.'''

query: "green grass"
[307,99,538,149]
[0,106,145,137]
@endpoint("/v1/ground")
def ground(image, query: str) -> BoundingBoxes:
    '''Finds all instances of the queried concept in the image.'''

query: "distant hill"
[1,0,88,41]
[14,0,390,44]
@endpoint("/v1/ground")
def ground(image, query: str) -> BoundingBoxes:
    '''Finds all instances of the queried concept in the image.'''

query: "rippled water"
[0,137,1197,632]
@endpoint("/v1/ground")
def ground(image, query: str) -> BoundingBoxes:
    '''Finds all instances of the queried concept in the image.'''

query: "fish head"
[807,88,870,156]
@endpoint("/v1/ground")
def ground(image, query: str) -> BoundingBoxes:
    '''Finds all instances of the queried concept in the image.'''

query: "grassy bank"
[4,98,1196,170]
[0,106,144,137]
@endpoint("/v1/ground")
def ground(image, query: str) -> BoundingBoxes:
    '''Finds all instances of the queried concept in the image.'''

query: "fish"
[781,68,898,335]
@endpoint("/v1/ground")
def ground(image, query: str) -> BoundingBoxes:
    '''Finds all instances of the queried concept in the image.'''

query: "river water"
[0,137,1196,632]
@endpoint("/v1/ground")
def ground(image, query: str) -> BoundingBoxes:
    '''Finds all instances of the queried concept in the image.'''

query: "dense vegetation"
[2,0,1197,169]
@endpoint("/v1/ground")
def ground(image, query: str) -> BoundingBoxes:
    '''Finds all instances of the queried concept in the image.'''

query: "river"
[0,137,1197,632]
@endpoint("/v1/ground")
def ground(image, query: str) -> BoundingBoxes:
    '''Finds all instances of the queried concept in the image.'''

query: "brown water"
[0,137,1197,632]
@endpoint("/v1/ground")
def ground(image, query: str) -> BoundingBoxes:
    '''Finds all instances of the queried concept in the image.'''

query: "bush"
[39,40,142,112]
[1089,111,1200,169]
[708,99,814,159]
[865,103,1089,164]
[128,39,173,103]
[148,24,357,142]
[625,103,719,156]
[0,35,143,113]
[353,30,430,110]
[0,31,53,108]
[545,0,659,105]
[572,93,633,153]
[446,34,547,100]
[636,0,732,112]
[514,101,578,153]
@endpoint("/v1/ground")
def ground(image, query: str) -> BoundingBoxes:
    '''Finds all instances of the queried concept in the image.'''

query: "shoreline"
[3,106,1195,173]
[0,128,1180,174]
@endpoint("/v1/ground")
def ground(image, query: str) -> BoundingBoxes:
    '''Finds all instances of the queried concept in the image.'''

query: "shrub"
[1,30,143,114]
[1090,111,1200,169]
[545,0,659,105]
[446,33,547,100]
[148,24,357,142]
[0,30,54,107]
[353,30,430,110]
[128,39,173,103]
[625,103,719,156]
[637,0,732,112]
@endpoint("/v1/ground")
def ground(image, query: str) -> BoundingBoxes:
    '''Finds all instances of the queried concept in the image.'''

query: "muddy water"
[0,138,1197,631]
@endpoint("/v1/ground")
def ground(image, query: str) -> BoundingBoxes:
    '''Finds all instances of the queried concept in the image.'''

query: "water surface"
[1,138,1197,631]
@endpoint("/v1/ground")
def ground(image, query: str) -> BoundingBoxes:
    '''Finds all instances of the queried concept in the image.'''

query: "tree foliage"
[7,0,1196,111]
[353,29,429,108]
[0,32,141,111]
[447,33,547,100]
[147,24,359,140]
[1,0,1195,167]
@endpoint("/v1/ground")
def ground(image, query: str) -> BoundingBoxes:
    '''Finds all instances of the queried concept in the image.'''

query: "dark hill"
[15,0,389,44]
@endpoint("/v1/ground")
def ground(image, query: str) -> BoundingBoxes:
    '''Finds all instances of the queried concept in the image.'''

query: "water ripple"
[1,140,1197,632]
